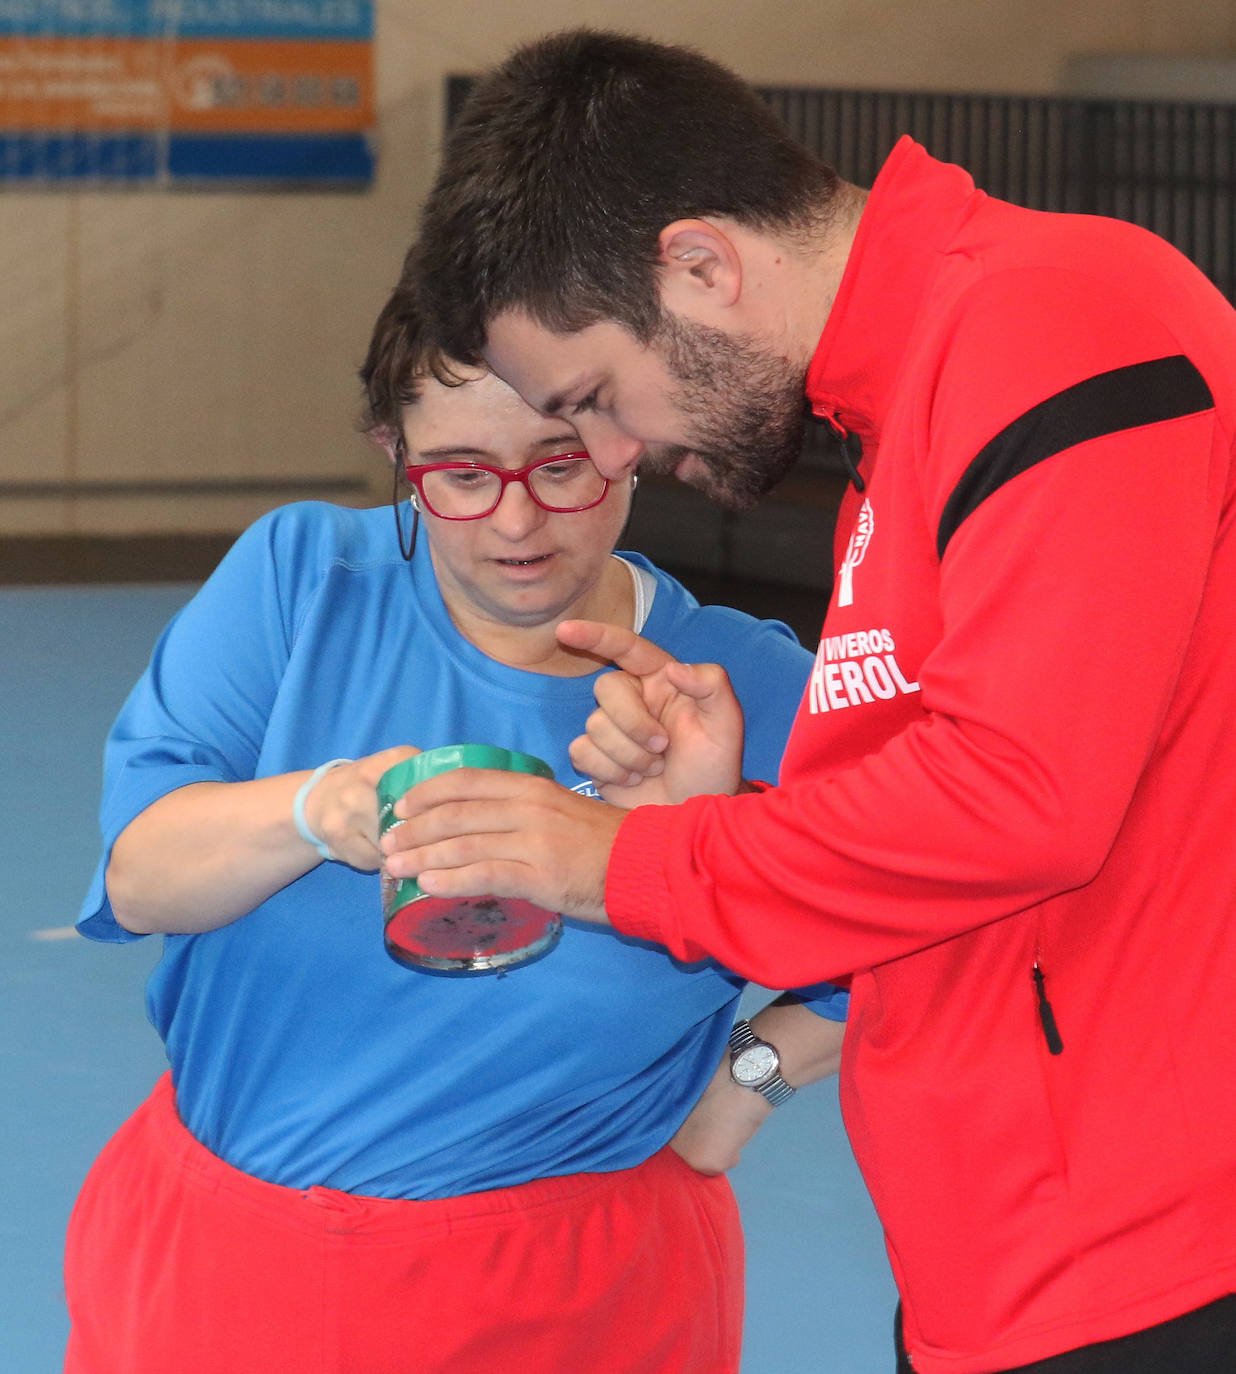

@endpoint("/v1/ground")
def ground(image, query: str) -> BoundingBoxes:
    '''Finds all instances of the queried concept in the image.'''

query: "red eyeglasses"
[404,452,610,520]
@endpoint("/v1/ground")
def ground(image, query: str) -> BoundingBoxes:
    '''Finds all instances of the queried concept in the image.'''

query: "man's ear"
[656,219,742,318]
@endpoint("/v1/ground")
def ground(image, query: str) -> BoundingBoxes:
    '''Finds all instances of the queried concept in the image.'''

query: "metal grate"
[760,87,1235,303]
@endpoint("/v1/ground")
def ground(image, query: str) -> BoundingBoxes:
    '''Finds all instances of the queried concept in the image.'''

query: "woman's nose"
[487,478,545,537]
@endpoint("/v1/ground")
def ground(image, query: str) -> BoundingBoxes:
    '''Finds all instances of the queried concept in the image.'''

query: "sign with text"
[0,0,374,183]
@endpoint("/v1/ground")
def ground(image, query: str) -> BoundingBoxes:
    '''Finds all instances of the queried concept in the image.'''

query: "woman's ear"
[367,425,401,466]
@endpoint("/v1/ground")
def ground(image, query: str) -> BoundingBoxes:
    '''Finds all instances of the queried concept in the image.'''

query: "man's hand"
[558,619,746,808]
[380,769,625,924]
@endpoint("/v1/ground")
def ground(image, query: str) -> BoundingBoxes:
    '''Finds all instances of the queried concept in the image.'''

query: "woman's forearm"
[105,777,322,935]
[669,1000,846,1174]
[105,746,418,936]
[750,996,846,1086]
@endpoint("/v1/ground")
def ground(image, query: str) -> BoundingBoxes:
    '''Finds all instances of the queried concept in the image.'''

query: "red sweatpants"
[64,1074,744,1373]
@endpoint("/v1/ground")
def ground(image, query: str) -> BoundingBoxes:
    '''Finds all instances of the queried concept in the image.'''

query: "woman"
[64,287,846,1374]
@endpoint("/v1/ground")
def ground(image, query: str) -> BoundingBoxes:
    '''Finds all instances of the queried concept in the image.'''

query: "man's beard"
[643,313,806,510]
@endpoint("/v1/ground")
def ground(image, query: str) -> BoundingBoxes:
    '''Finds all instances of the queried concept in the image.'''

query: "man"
[385,28,1236,1374]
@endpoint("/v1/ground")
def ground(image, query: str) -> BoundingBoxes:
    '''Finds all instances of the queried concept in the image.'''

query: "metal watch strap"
[728,1018,796,1107]
[728,1018,760,1054]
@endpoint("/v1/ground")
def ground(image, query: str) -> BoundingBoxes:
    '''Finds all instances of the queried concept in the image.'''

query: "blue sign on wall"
[0,0,375,184]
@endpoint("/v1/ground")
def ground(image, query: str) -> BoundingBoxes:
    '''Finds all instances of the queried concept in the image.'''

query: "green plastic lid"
[377,743,553,812]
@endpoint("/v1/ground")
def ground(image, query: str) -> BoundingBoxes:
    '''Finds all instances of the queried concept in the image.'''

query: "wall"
[2,0,1233,538]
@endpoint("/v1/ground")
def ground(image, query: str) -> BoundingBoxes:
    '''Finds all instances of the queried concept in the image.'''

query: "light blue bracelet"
[292,758,353,861]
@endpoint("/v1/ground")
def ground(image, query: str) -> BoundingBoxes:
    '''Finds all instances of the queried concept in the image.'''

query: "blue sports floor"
[0,583,896,1373]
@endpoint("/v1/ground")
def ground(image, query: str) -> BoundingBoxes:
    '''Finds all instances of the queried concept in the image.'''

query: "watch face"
[733,1043,778,1086]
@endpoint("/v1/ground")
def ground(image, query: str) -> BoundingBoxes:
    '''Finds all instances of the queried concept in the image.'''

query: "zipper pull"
[812,406,867,492]
[1032,963,1064,1055]
[839,430,866,492]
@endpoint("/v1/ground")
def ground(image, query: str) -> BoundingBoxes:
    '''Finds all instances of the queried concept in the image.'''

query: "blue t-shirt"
[79,502,845,1198]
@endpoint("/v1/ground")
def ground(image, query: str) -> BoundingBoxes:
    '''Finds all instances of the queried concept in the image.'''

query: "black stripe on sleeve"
[936,354,1214,558]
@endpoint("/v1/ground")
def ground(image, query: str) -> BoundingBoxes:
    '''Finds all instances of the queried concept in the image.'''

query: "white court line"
[29,926,81,941]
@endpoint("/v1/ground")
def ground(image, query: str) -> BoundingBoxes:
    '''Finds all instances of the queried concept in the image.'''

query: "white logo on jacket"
[836,498,874,608]
[808,627,920,714]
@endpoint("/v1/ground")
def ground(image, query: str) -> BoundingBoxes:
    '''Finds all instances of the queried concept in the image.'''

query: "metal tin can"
[377,744,562,976]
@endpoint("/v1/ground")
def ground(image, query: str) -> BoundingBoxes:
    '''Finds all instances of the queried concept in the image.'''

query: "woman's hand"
[669,1056,773,1174]
[670,1001,846,1173]
[301,746,420,870]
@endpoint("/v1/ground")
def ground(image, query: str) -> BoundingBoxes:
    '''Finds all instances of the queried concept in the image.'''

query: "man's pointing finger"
[556,619,680,677]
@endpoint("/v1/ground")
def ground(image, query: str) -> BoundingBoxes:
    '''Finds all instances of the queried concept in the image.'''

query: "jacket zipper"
[813,407,867,492]
[1031,959,1065,1055]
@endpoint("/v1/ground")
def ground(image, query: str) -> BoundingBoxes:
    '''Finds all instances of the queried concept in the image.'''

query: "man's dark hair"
[414,29,839,361]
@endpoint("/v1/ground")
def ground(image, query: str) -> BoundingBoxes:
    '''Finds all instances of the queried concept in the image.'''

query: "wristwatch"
[728,1018,795,1107]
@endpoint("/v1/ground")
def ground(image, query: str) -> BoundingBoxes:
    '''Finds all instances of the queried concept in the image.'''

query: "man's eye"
[571,390,599,415]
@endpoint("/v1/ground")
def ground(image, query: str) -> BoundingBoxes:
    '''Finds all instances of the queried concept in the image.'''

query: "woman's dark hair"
[358,281,468,450]
[359,282,476,561]
[413,28,838,361]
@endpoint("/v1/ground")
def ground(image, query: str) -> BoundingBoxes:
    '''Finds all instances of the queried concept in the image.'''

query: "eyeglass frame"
[401,450,611,520]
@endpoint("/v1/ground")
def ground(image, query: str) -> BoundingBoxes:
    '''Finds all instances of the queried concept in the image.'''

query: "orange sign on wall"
[1,0,375,183]
[0,37,372,133]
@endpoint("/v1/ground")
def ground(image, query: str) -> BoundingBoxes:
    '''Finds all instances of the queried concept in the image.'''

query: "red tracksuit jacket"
[608,139,1236,1372]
